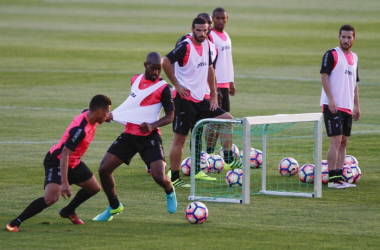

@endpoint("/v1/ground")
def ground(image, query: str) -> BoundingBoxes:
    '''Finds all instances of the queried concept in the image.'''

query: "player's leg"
[205,123,219,154]
[206,88,230,154]
[59,162,100,224]
[169,132,189,187]
[150,160,177,214]
[6,183,60,232]
[213,112,241,168]
[323,107,347,188]
[93,134,134,221]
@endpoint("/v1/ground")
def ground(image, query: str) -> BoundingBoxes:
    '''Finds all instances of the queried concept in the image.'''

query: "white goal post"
[188,113,323,204]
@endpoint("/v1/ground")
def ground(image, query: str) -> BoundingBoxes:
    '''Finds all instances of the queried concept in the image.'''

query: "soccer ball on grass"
[186,202,208,224]
[278,157,299,176]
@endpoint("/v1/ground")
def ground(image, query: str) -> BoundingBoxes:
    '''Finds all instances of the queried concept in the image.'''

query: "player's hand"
[229,82,236,96]
[328,99,337,114]
[61,182,72,199]
[176,85,190,99]
[209,96,219,111]
[353,106,361,121]
[105,112,113,122]
[139,122,154,134]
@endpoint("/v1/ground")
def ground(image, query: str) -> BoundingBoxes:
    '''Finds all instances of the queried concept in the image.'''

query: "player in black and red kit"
[6,95,112,232]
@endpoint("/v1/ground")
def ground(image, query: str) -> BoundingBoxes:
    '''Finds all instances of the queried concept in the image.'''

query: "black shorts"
[323,105,352,137]
[218,88,230,112]
[173,95,226,135]
[43,152,93,189]
[107,130,165,167]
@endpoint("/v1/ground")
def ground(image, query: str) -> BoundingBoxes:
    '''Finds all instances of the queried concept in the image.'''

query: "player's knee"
[217,112,233,120]
[98,164,112,177]
[89,184,101,195]
[44,195,59,206]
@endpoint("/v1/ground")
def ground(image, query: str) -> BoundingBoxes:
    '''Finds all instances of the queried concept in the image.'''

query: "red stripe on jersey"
[182,43,190,66]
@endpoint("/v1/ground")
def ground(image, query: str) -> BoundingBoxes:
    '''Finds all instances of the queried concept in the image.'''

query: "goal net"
[188,113,323,204]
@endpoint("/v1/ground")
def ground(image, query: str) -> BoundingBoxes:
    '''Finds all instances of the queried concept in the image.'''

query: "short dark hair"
[89,94,111,111]
[197,13,211,23]
[192,17,207,28]
[213,7,226,16]
[340,24,355,37]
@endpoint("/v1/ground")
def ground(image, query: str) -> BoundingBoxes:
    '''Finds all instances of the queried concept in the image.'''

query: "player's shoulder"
[131,74,141,85]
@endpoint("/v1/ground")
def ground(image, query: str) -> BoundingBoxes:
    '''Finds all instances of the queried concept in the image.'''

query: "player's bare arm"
[162,57,189,98]
[60,146,74,199]
[229,82,236,96]
[321,73,337,114]
[354,84,361,121]
[139,110,174,134]
[207,65,218,111]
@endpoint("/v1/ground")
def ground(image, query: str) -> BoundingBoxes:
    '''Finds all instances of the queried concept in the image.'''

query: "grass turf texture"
[1,0,380,249]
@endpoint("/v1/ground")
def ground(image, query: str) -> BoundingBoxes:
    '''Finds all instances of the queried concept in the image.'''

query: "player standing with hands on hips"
[163,17,240,188]
[6,95,112,232]
[320,24,361,189]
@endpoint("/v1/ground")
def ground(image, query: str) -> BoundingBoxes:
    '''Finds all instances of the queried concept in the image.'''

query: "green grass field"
[1,0,380,249]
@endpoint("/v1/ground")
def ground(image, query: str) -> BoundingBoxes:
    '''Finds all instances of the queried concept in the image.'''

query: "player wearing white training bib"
[320,24,361,189]
[93,52,177,222]
[209,7,235,112]
[163,17,241,188]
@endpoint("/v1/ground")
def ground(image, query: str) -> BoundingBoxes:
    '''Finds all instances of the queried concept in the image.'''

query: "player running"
[6,95,112,232]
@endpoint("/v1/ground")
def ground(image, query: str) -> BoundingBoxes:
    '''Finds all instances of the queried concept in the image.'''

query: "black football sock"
[108,195,120,209]
[62,188,95,214]
[10,197,49,227]
[171,170,180,182]
[335,169,343,181]
[206,146,215,155]
[224,150,234,164]
[328,170,336,183]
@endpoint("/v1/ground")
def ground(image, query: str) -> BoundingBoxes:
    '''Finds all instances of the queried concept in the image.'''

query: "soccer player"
[320,24,361,189]
[205,7,236,155]
[93,52,177,221]
[163,17,241,188]
[6,95,112,232]
[169,13,218,183]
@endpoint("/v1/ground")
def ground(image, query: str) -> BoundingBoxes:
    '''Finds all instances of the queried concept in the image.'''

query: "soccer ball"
[145,165,151,175]
[342,165,354,183]
[239,148,262,168]
[299,164,315,183]
[344,155,359,167]
[181,157,192,176]
[349,164,362,183]
[219,144,239,159]
[207,154,225,173]
[181,156,209,176]
[225,168,243,187]
[200,151,210,162]
[278,157,299,176]
[321,160,329,184]
[185,202,208,224]
[199,156,210,173]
